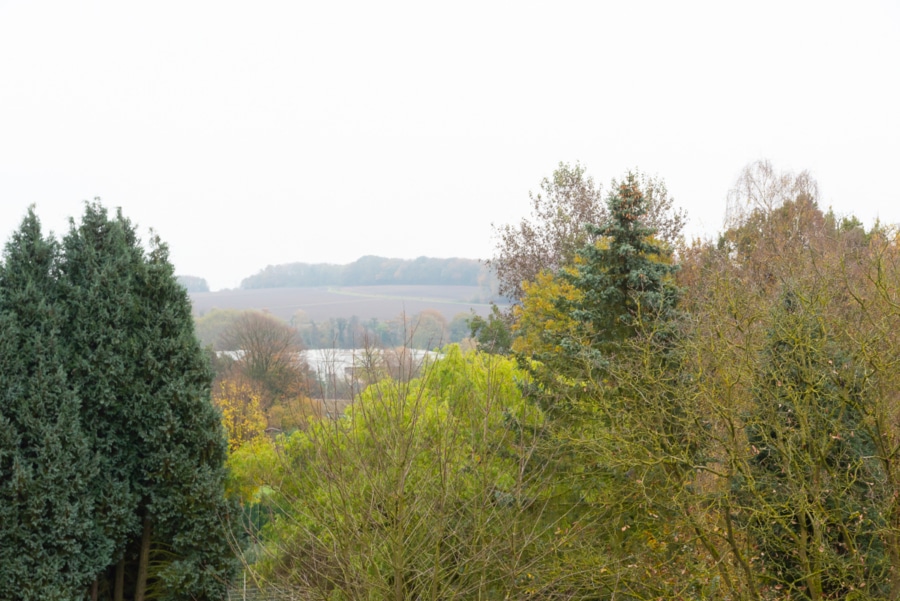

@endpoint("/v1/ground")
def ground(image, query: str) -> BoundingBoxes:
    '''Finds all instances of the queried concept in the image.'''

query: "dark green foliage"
[59,202,150,567]
[742,291,887,598]
[59,202,236,600]
[127,239,236,600]
[0,203,235,600]
[0,210,111,599]
[467,305,512,354]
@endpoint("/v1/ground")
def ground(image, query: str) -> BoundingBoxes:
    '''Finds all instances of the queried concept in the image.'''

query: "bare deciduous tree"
[724,159,819,228]
[488,162,605,301]
[220,311,306,407]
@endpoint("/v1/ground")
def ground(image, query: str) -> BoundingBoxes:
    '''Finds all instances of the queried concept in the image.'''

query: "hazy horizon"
[3,1,898,291]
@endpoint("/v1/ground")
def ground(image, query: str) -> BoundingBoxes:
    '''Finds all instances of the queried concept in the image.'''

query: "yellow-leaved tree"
[213,377,267,452]
[512,268,584,358]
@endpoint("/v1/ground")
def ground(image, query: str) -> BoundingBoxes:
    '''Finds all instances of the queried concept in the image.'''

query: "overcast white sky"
[1,0,898,290]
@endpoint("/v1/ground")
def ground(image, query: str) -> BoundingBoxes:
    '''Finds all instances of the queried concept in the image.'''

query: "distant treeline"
[195,307,473,351]
[298,312,472,350]
[177,275,210,293]
[241,256,488,289]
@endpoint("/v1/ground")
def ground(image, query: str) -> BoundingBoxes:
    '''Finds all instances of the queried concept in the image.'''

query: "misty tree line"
[178,255,501,295]
[195,307,475,351]
[239,255,494,290]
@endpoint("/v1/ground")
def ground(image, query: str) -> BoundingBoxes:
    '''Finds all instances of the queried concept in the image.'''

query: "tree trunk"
[135,516,152,601]
[114,558,125,601]
[90,578,98,601]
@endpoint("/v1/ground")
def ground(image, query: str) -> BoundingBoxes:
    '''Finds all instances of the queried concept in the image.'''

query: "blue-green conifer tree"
[0,210,112,599]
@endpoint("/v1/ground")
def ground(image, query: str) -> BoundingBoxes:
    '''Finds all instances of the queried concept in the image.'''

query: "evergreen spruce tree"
[565,172,679,350]
[547,171,680,386]
[0,210,111,599]
[517,171,683,410]
[512,174,694,597]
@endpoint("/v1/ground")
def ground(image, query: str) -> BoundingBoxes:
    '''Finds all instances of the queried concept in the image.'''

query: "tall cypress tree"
[0,210,111,599]
[127,235,235,600]
[59,202,235,600]
[60,203,150,598]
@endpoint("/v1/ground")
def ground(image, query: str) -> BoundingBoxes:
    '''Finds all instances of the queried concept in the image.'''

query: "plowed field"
[189,286,503,322]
